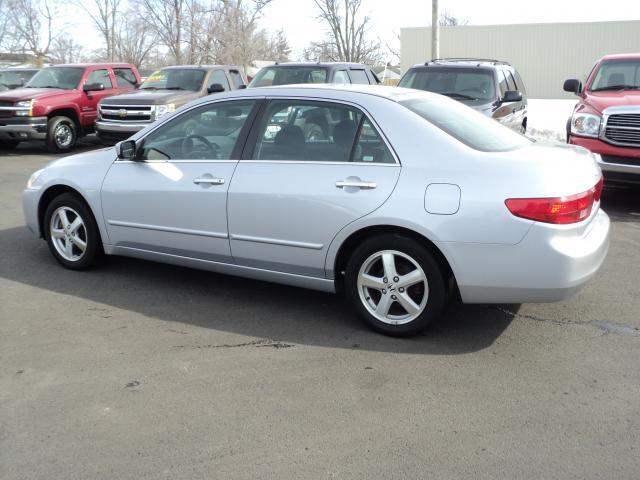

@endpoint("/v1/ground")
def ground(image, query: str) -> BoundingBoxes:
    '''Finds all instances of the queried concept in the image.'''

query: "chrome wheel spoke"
[396,292,421,315]
[397,269,425,288]
[360,273,385,290]
[375,293,393,316]
[74,237,87,252]
[64,238,74,257]
[51,228,65,239]
[69,216,83,234]
[381,252,397,279]
[58,209,70,229]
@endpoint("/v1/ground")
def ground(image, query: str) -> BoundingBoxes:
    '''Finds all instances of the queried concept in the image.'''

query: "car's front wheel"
[46,116,78,153]
[345,234,447,336]
[43,193,101,270]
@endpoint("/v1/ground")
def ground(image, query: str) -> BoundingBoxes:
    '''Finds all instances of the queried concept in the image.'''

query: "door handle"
[336,180,377,189]
[193,177,224,185]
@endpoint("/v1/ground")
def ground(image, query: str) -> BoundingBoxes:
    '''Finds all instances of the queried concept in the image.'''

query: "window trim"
[208,69,231,91]
[240,96,400,165]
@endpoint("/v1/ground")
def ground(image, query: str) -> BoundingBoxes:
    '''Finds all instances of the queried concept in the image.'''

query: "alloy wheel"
[49,206,88,262]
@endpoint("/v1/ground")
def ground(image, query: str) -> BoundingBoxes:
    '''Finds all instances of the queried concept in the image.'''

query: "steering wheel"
[181,134,220,159]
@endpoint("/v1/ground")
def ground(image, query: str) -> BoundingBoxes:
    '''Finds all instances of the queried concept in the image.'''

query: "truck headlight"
[153,104,175,120]
[15,100,33,117]
[571,113,601,138]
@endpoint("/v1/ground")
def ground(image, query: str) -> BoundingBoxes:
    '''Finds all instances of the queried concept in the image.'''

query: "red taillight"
[505,177,603,225]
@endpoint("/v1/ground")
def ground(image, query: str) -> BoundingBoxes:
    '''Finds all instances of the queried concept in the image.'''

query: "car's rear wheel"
[43,193,101,270]
[0,140,19,150]
[345,234,447,336]
[46,116,77,153]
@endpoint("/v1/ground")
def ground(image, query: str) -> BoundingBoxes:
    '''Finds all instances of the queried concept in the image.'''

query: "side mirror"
[117,140,136,160]
[563,78,582,95]
[207,83,225,94]
[83,83,105,92]
[502,90,522,103]
[238,84,247,89]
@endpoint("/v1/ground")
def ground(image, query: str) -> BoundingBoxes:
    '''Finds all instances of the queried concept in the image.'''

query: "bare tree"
[439,11,468,26]
[75,0,121,62]
[6,0,56,66]
[311,0,381,64]
[115,13,157,67]
[49,34,86,64]
[137,0,189,63]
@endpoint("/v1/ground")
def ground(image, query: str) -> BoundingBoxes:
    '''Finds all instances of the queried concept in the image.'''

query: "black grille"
[600,155,640,166]
[0,101,13,118]
[101,113,150,121]
[604,114,640,146]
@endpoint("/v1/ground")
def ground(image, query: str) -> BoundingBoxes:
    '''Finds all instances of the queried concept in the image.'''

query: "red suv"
[0,63,140,152]
[564,53,640,185]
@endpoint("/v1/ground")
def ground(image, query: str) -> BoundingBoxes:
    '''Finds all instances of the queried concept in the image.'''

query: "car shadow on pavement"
[601,185,640,223]
[0,225,519,355]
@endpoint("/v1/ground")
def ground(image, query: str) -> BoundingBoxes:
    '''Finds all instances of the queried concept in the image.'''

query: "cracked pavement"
[1,140,639,479]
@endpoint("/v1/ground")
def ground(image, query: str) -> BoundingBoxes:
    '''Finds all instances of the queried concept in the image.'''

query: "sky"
[70,0,640,61]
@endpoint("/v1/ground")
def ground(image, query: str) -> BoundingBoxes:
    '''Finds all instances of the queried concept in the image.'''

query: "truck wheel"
[46,116,78,153]
[0,140,19,150]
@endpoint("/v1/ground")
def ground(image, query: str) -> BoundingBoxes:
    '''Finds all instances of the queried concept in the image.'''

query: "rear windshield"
[399,67,497,104]
[140,68,206,91]
[400,96,531,152]
[26,67,84,89]
[249,67,328,87]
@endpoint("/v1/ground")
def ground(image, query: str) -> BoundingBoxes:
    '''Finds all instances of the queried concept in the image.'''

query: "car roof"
[411,58,510,69]
[261,62,372,69]
[47,63,136,68]
[158,65,240,70]
[599,53,640,61]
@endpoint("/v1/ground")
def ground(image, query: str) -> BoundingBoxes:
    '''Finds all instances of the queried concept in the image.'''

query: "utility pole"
[431,0,439,59]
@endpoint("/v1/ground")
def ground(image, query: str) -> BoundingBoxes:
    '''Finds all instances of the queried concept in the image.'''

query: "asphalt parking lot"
[1,139,639,479]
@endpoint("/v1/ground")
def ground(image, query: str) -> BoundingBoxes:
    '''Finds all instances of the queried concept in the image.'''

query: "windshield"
[399,67,497,104]
[248,67,328,87]
[0,70,35,88]
[140,69,206,91]
[589,59,640,91]
[26,67,84,89]
[401,95,531,152]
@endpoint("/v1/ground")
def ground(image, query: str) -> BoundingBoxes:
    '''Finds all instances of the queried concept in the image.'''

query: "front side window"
[248,67,328,87]
[25,67,84,89]
[349,69,370,84]
[138,100,255,161]
[251,100,393,163]
[498,70,508,97]
[504,70,517,91]
[589,59,640,91]
[140,68,206,91]
[229,70,244,88]
[401,95,531,152]
[86,69,113,89]
[399,67,497,104]
[114,68,137,88]
[209,70,230,91]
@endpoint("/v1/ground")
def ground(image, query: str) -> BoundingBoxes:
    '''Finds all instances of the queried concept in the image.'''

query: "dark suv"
[248,62,380,87]
[96,65,246,144]
[399,58,528,133]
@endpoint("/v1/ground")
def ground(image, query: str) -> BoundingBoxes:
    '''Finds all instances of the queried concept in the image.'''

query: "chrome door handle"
[335,180,377,189]
[193,177,224,185]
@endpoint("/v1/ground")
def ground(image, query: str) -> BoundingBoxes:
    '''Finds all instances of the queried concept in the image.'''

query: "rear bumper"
[443,208,610,304]
[0,116,47,141]
[569,135,640,182]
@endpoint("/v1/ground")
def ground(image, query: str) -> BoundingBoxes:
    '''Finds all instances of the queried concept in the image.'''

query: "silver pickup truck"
[95,65,246,144]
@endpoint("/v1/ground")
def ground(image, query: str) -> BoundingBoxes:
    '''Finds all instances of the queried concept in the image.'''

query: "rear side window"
[86,69,113,89]
[513,70,527,95]
[209,70,230,91]
[401,95,531,152]
[251,100,393,163]
[349,69,370,84]
[113,68,137,87]
[332,70,350,83]
[504,70,517,91]
[249,67,328,87]
[228,70,245,88]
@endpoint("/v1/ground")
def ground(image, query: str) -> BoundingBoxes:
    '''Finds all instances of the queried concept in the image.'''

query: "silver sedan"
[23,85,610,336]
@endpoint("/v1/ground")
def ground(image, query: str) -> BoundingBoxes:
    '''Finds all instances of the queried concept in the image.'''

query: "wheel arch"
[331,224,458,297]
[37,184,97,239]
[47,108,81,131]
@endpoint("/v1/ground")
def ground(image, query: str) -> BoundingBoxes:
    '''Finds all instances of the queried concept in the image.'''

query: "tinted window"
[251,100,392,163]
[513,70,527,95]
[228,70,245,88]
[209,70,230,91]
[114,68,137,88]
[248,67,328,87]
[401,95,531,152]
[86,69,113,89]
[590,59,640,91]
[332,70,350,83]
[349,69,370,84]
[26,67,84,89]
[504,70,517,91]
[139,100,255,160]
[399,67,497,103]
[140,68,206,91]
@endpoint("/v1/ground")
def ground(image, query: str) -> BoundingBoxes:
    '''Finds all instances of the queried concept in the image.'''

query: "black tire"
[46,116,78,153]
[43,193,102,270]
[345,234,448,336]
[521,118,527,134]
[566,117,571,143]
[0,140,19,150]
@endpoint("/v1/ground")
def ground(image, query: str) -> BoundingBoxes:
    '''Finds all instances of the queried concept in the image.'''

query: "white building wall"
[401,21,640,99]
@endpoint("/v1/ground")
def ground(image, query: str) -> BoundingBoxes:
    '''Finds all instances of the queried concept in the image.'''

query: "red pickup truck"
[0,63,140,152]
[564,53,640,185]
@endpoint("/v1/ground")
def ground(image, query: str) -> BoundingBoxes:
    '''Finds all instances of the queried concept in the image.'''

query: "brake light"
[505,177,603,225]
